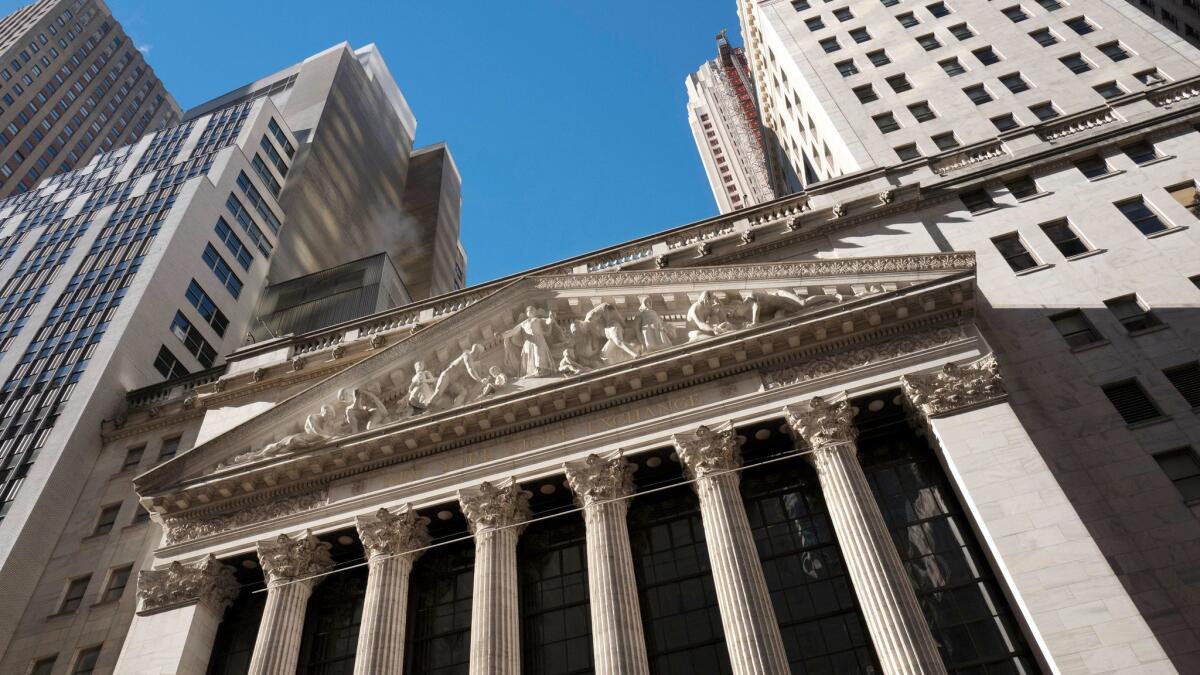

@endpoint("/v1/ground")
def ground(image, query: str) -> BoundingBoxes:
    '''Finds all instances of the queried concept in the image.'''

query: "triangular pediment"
[137,253,976,515]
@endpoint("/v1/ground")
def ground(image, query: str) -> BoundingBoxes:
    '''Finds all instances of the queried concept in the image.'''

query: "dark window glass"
[895,144,921,160]
[185,280,229,337]
[834,7,853,21]
[59,576,89,613]
[960,189,996,213]
[949,23,974,40]
[1064,15,1094,34]
[1122,141,1158,165]
[94,504,120,535]
[1116,198,1168,235]
[1050,310,1103,348]
[898,12,920,27]
[1095,81,1125,99]
[1061,53,1091,73]
[72,647,100,675]
[1164,362,1200,408]
[1099,41,1131,62]
[1168,181,1199,218]
[1005,176,1039,198]
[1037,0,1062,10]
[909,101,937,122]
[887,74,913,92]
[917,33,942,50]
[992,114,1019,131]
[296,564,366,674]
[874,113,901,133]
[132,506,150,525]
[1155,449,1200,501]
[850,27,871,43]
[121,446,144,472]
[103,566,132,602]
[940,57,966,76]
[743,461,879,673]
[928,1,950,17]
[993,234,1038,271]
[820,37,841,53]
[1101,380,1163,424]
[630,485,732,674]
[1030,101,1060,120]
[171,311,217,368]
[1030,28,1058,46]
[519,513,593,674]
[1135,68,1165,85]
[867,49,891,66]
[158,436,181,462]
[1003,5,1029,22]
[999,72,1029,93]
[153,345,190,380]
[794,0,811,9]
[806,17,825,31]
[837,59,860,76]
[1041,219,1089,256]
[202,243,243,298]
[973,46,1001,65]
[964,84,993,104]
[31,657,56,675]
[853,85,878,103]
[932,132,960,150]
[406,540,475,674]
[1075,155,1110,179]
[1105,295,1162,332]
[207,586,268,675]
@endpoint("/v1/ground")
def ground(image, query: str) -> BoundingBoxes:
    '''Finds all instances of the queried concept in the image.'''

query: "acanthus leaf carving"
[784,395,857,449]
[459,478,531,534]
[900,354,1005,418]
[257,529,333,588]
[672,421,741,481]
[355,505,431,562]
[161,490,327,545]
[137,554,239,615]
[563,453,636,508]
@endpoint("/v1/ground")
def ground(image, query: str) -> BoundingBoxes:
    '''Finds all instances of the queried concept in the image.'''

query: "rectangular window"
[268,118,295,157]
[170,311,217,368]
[895,143,921,160]
[834,7,853,21]
[1075,155,1110,179]
[1003,5,1029,22]
[202,244,243,298]
[1064,15,1095,34]
[59,576,89,613]
[806,17,825,31]
[949,23,974,40]
[102,565,132,602]
[236,172,282,233]
[251,155,282,197]
[1122,141,1158,165]
[793,0,810,9]
[960,188,996,212]
[908,101,937,122]
[1005,175,1039,199]
[874,112,900,133]
[214,218,253,270]
[1105,294,1163,331]
[1168,181,1199,218]
[927,1,950,17]
[1060,53,1091,74]
[1037,0,1063,10]
[1102,379,1163,424]
[836,59,859,76]
[1050,310,1103,348]
[819,37,840,53]
[1154,449,1200,501]
[932,132,960,150]
[1030,101,1060,120]
[121,446,144,472]
[153,346,189,380]
[886,74,912,92]
[973,46,1001,65]
[31,657,56,675]
[185,280,229,337]
[853,84,878,103]
[1094,81,1126,99]
[1041,219,1089,256]
[999,72,1030,93]
[917,33,941,50]
[225,195,273,257]
[992,114,1019,131]
[1135,69,1165,86]
[1098,41,1131,62]
[850,27,871,43]
[72,647,101,675]
[94,504,120,536]
[1164,363,1200,408]
[867,49,891,66]
[1030,28,1059,47]
[132,506,151,524]
[964,84,993,104]
[159,436,181,462]
[898,12,920,27]
[940,57,966,76]
[1116,198,1169,235]
[992,233,1039,271]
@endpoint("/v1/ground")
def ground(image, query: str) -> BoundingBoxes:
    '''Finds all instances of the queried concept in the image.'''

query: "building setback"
[0,0,179,199]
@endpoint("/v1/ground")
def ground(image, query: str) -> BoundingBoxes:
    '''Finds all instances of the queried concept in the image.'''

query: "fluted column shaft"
[460,479,531,675]
[247,530,332,675]
[565,453,650,675]
[353,506,429,675]
[788,398,946,675]
[674,423,790,675]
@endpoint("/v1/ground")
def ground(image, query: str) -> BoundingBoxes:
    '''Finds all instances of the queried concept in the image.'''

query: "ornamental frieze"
[162,490,328,546]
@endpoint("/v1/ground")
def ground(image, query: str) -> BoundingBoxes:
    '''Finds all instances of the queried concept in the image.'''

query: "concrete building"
[686,30,784,213]
[0,0,179,199]
[1123,0,1200,50]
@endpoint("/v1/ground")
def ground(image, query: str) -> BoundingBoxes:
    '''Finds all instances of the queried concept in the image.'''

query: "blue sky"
[9,0,745,284]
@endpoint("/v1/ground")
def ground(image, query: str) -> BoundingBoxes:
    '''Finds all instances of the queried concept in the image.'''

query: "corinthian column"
[785,397,946,675]
[672,423,790,675]
[247,530,333,675]
[459,478,531,675]
[353,505,431,675]
[563,453,649,675]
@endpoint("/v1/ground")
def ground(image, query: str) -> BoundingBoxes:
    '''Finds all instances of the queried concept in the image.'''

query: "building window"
[886,74,913,92]
[1116,198,1169,235]
[1064,15,1096,34]
[102,565,132,602]
[836,59,859,76]
[59,576,89,613]
[1098,41,1132,62]
[880,0,899,6]
[202,244,244,298]
[1094,81,1126,99]
[834,7,854,21]
[949,23,974,40]
[964,84,993,104]
[1003,5,1030,22]
[932,132,960,150]
[185,280,230,337]
[1029,28,1059,47]
[158,436,181,462]
[30,657,56,675]
[895,143,921,160]
[1050,310,1103,348]
[121,446,144,472]
[898,12,920,27]
[806,17,825,31]
[999,72,1030,93]
[867,49,891,66]
[153,346,190,380]
[940,57,966,76]
[850,27,871,43]
[1041,219,1090,256]
[1122,141,1158,165]
[908,101,937,122]
[853,84,878,103]
[819,37,840,53]
[214,218,253,271]
[1036,0,1063,10]
[1168,181,1199,218]
[927,1,951,17]
[992,114,1019,131]
[1005,175,1039,198]
[1164,363,1200,408]
[71,647,101,675]
[793,0,811,9]
[1060,53,1091,74]
[1135,68,1166,85]
[973,46,1002,65]
[992,233,1039,271]
[94,503,121,536]
[1105,294,1163,332]
[1075,155,1111,179]
[171,311,218,368]
[874,112,901,133]
[917,33,942,50]
[519,515,593,674]
[1101,379,1163,424]
[1154,449,1200,501]
[960,188,996,213]
[1030,101,1060,120]
[132,506,151,525]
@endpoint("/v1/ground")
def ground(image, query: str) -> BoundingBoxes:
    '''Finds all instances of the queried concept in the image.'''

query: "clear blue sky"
[11,0,746,284]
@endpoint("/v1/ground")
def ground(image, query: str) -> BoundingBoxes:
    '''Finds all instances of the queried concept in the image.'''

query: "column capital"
[563,453,636,508]
[784,395,857,449]
[459,478,531,534]
[256,529,333,588]
[136,554,239,616]
[672,421,741,481]
[901,353,1005,420]
[356,505,431,562]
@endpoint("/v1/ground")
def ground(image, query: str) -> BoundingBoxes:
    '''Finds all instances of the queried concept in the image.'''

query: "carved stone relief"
[459,479,532,534]
[901,354,1005,418]
[672,421,742,480]
[563,453,636,508]
[356,505,431,561]
[257,529,334,588]
[137,554,239,615]
[161,490,328,545]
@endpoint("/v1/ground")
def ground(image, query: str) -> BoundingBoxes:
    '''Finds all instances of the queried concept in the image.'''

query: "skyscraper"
[0,41,465,660]
[0,0,179,199]
[1123,0,1200,49]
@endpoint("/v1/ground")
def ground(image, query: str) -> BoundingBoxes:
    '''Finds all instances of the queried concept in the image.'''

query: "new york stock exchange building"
[104,110,1200,675]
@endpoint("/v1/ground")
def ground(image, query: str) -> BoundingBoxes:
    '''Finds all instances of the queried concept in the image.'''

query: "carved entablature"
[901,354,1006,420]
[161,490,328,546]
[136,554,239,616]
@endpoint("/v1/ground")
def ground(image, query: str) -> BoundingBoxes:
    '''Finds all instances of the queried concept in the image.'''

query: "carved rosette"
[784,396,857,449]
[563,453,636,509]
[256,530,334,589]
[901,354,1005,419]
[356,506,431,562]
[672,421,741,481]
[459,479,532,535]
[137,554,239,616]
